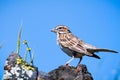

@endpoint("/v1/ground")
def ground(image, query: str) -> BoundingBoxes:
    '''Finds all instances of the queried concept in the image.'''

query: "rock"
[48,65,93,80]
[3,53,93,80]
[2,52,49,80]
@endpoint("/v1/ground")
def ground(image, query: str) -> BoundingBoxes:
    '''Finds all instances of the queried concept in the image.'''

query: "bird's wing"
[82,42,97,49]
[59,33,93,56]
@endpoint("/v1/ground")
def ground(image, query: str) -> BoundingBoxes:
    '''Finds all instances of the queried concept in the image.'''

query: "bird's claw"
[63,63,71,67]
[65,63,69,66]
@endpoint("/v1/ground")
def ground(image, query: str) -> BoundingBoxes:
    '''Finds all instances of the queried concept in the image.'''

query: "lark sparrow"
[51,25,118,66]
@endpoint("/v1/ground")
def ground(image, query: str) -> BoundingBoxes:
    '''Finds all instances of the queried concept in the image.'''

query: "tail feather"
[93,48,118,53]
[87,48,118,59]
[92,53,100,59]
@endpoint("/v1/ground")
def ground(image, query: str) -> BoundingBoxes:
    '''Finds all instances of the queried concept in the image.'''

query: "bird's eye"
[59,27,62,29]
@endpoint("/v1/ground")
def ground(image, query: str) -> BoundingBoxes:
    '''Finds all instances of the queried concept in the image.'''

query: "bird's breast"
[60,45,73,57]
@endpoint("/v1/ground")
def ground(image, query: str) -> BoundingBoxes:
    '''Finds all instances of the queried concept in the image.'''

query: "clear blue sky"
[0,0,120,80]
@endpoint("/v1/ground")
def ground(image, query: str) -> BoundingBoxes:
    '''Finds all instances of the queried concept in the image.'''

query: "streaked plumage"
[51,25,118,66]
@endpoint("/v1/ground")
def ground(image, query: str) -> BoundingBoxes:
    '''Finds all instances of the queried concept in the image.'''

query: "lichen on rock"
[3,53,38,80]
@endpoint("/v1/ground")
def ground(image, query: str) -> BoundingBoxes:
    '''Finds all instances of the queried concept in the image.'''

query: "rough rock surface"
[49,65,93,80]
[2,53,49,80]
[3,53,93,80]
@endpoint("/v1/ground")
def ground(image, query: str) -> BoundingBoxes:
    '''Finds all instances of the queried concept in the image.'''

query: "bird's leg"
[76,57,82,67]
[75,57,83,73]
[65,56,74,66]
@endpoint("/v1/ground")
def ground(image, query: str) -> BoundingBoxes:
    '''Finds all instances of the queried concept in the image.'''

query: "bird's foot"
[63,63,71,67]
[75,64,81,73]
[65,63,70,66]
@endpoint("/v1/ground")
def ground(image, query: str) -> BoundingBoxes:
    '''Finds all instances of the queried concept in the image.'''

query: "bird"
[51,25,118,66]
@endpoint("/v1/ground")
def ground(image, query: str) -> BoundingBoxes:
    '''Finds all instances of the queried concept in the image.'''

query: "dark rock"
[48,65,93,80]
[37,71,50,80]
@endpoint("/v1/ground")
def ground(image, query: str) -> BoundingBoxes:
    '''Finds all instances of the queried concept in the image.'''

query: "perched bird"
[51,25,118,66]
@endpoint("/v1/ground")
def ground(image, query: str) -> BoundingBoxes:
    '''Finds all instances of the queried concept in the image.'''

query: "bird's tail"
[92,48,118,53]
[87,48,118,59]
[92,53,101,59]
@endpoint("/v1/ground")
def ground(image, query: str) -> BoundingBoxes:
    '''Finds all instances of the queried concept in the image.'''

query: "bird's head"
[51,25,71,34]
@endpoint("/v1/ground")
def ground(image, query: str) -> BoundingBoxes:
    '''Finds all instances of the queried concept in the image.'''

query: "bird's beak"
[51,29,56,33]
